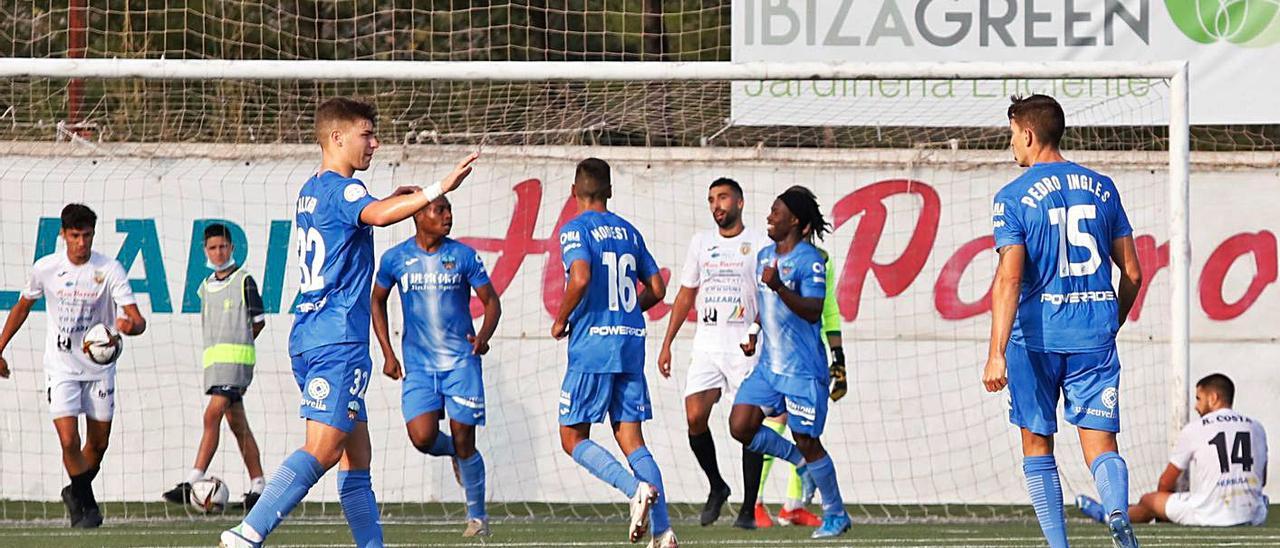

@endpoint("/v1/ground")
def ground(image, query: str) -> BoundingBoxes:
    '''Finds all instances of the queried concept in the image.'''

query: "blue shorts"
[558,370,651,426]
[734,365,829,437]
[1006,342,1122,436]
[402,365,486,426]
[291,342,372,433]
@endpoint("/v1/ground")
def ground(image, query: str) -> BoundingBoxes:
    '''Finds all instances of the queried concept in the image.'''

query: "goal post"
[0,59,1191,521]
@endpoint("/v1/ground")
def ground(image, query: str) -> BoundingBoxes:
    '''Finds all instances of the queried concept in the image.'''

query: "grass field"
[1,503,1277,547]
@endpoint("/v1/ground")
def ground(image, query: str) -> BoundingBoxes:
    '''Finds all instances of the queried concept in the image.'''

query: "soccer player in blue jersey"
[371,196,502,537]
[553,158,676,547]
[984,95,1144,548]
[729,186,852,539]
[221,97,479,548]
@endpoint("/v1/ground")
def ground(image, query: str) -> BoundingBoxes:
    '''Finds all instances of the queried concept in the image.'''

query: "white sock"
[249,476,265,494]
[186,468,206,484]
[783,498,803,511]
[238,523,263,542]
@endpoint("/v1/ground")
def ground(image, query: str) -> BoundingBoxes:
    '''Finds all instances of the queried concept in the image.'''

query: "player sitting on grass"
[220,97,478,548]
[371,195,501,538]
[164,223,266,510]
[0,203,147,528]
[1079,373,1267,527]
[984,94,1143,548]
[729,187,852,539]
[553,158,676,547]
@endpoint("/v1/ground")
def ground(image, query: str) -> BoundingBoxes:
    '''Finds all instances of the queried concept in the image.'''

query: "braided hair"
[779,185,830,242]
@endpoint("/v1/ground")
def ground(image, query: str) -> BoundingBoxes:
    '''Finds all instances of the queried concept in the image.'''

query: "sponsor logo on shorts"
[586,325,646,337]
[1075,405,1115,419]
[347,400,361,420]
[558,390,572,415]
[1101,387,1118,410]
[451,395,484,410]
[307,378,331,401]
[785,399,816,420]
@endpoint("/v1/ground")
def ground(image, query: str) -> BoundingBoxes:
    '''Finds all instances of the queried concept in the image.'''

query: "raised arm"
[359,152,479,227]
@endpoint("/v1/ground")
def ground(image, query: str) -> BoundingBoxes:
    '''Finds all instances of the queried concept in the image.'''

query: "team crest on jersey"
[441,255,457,270]
[780,261,794,277]
[93,270,106,284]
[1101,387,1118,410]
[740,243,752,255]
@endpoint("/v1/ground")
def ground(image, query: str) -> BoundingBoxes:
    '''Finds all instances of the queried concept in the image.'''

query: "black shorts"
[206,385,247,403]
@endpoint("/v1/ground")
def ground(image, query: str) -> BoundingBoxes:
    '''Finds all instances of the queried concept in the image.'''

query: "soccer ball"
[189,477,229,513]
[81,323,122,365]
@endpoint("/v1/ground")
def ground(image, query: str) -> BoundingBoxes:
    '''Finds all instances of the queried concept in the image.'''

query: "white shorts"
[46,375,115,421]
[683,350,757,398]
[1165,491,1268,527]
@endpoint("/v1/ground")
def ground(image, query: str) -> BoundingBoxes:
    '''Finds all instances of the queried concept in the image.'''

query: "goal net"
[0,62,1187,525]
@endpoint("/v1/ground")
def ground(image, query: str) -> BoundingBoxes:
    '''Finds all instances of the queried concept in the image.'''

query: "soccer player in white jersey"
[220,97,478,548]
[657,177,773,528]
[985,95,1144,548]
[0,203,148,528]
[1079,374,1268,527]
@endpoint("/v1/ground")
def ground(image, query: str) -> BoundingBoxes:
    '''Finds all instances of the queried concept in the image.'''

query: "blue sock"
[243,450,326,538]
[1091,451,1130,523]
[337,469,383,548]
[626,447,670,535]
[807,454,846,517]
[418,432,456,457]
[457,452,487,520]
[1023,455,1069,548]
[571,439,639,498]
[746,425,804,466]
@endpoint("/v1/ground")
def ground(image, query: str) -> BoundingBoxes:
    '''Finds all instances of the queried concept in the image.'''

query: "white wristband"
[746,323,761,336]
[421,181,444,201]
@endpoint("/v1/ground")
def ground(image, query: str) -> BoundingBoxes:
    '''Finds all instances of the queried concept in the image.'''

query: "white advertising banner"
[0,144,1274,505]
[731,0,1280,125]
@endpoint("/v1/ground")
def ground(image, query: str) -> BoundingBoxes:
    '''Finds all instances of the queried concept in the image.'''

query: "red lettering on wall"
[1199,231,1278,320]
[1129,235,1169,321]
[934,236,995,320]
[831,180,940,321]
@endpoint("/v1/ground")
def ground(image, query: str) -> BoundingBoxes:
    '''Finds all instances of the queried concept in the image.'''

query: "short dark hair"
[777,185,830,241]
[709,177,743,198]
[574,157,612,201]
[60,203,97,231]
[203,223,232,243]
[1197,373,1235,406]
[314,97,378,144]
[1007,94,1066,149]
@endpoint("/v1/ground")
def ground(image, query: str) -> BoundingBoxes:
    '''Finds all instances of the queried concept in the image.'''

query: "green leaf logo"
[1166,0,1280,46]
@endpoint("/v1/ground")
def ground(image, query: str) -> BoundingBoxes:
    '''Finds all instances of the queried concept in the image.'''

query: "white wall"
[0,144,1273,505]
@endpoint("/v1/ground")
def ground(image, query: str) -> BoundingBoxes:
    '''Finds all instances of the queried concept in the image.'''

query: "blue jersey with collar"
[376,237,492,373]
[755,241,828,380]
[289,171,378,356]
[992,161,1133,353]
[557,210,660,374]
